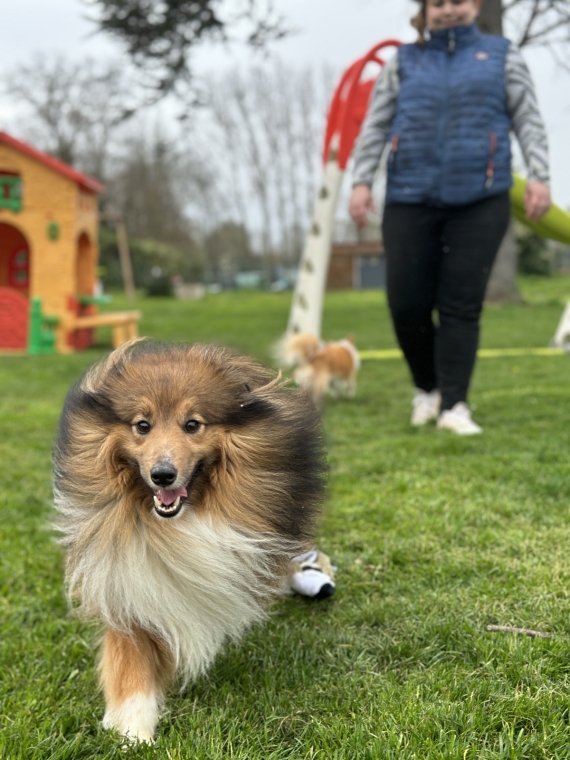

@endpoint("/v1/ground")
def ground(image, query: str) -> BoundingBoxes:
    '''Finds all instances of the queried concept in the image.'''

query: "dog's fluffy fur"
[53,339,326,742]
[275,332,360,405]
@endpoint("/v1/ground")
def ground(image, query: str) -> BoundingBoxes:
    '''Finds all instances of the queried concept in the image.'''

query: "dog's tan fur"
[54,339,326,742]
[276,332,360,405]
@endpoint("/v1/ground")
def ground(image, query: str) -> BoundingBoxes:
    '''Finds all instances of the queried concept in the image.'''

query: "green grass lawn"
[3,277,570,759]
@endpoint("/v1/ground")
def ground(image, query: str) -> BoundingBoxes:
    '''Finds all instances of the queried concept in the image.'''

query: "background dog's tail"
[272,332,322,368]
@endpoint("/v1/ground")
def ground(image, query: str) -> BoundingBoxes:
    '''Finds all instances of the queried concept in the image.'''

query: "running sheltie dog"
[53,339,326,743]
[276,332,360,405]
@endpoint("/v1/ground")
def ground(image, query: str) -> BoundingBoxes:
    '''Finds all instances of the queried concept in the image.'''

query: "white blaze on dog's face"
[122,398,222,519]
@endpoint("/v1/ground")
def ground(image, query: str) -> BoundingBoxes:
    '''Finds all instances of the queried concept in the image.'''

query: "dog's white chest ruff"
[65,510,286,679]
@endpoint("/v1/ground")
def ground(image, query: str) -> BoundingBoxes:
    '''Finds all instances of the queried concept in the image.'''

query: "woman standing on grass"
[349,0,551,435]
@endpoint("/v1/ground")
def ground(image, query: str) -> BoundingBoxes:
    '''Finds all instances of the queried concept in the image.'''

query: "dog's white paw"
[103,692,158,744]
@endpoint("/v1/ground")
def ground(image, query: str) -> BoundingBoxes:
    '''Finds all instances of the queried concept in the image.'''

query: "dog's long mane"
[53,341,327,680]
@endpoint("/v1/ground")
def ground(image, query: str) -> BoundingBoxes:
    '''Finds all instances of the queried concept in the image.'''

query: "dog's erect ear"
[223,372,284,427]
[105,337,147,373]
[234,388,276,425]
[225,355,280,392]
[82,337,148,393]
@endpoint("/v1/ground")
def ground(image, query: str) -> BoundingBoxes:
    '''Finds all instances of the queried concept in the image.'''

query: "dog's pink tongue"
[156,485,187,506]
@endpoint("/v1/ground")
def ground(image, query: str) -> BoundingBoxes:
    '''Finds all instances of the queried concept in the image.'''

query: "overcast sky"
[1,0,569,207]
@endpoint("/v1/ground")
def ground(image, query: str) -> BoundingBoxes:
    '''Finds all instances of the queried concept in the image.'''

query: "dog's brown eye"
[185,419,200,434]
[135,420,151,434]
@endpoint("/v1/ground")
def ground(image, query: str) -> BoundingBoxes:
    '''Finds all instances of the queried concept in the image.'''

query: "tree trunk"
[484,218,523,303]
[477,0,503,34]
[478,0,523,303]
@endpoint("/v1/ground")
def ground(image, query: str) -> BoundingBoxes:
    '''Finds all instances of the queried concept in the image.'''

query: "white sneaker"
[437,402,482,435]
[411,389,441,426]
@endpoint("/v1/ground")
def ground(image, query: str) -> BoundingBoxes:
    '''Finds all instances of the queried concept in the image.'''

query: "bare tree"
[98,125,211,287]
[3,54,136,180]
[204,221,256,283]
[107,126,211,245]
[202,62,334,277]
[504,0,570,66]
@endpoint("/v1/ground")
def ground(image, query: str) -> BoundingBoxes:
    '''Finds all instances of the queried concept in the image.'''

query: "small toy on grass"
[288,549,336,600]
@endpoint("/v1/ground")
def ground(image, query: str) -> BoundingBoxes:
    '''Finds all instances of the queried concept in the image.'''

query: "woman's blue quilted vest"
[386,23,511,206]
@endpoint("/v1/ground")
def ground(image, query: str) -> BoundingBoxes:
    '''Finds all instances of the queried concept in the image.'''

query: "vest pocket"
[388,134,399,171]
[485,132,497,189]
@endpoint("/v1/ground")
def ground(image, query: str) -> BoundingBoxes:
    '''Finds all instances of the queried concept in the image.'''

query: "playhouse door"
[0,222,30,297]
[0,287,29,349]
[73,232,96,350]
[0,222,31,349]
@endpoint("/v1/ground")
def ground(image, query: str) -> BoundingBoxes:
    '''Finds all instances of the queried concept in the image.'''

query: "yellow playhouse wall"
[76,189,100,293]
[0,144,99,353]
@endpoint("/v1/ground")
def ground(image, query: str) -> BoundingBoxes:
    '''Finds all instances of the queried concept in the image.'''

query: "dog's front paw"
[103,692,158,744]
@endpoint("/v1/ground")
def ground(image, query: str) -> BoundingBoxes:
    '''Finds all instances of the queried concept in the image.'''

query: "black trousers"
[382,192,511,411]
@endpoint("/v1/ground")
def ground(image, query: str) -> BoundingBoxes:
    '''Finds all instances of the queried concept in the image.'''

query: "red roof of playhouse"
[0,131,104,194]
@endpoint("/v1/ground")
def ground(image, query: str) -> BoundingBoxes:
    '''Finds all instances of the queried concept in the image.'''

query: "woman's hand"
[349,184,375,228]
[524,182,551,223]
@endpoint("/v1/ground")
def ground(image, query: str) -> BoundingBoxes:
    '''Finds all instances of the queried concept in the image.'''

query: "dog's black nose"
[150,462,178,487]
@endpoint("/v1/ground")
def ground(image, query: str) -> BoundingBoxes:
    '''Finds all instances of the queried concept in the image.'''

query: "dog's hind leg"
[99,626,174,743]
[347,372,357,398]
[296,366,330,406]
[311,371,331,406]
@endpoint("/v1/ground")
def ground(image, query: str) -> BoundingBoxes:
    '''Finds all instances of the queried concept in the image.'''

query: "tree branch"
[486,624,553,638]
[82,0,291,95]
[518,0,541,46]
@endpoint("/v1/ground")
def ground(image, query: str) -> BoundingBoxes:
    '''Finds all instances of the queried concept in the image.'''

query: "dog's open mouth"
[152,485,187,518]
[151,461,204,518]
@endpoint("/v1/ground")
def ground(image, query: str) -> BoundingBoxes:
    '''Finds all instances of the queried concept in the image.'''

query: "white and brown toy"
[287,549,336,600]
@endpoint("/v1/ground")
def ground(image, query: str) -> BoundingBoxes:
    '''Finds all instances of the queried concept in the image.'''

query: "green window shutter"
[0,174,23,212]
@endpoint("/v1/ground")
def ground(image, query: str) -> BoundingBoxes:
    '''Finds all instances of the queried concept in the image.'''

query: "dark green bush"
[517,230,551,276]
[146,274,174,297]
[98,226,205,292]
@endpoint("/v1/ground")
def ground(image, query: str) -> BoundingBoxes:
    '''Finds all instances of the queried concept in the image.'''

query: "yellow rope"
[360,347,567,361]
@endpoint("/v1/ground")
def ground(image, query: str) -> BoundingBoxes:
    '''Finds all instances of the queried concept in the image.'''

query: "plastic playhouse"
[0,131,141,354]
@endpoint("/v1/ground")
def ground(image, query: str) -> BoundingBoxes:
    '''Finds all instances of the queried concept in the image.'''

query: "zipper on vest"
[485,132,497,189]
[435,38,453,202]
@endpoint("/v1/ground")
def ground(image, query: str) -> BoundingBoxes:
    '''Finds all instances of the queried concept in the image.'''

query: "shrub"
[98,226,205,292]
[517,229,551,276]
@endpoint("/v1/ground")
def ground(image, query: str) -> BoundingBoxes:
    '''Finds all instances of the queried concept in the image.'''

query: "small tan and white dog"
[275,332,360,405]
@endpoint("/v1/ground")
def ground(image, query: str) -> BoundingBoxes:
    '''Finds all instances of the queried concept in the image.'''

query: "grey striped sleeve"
[505,44,550,184]
[351,54,400,187]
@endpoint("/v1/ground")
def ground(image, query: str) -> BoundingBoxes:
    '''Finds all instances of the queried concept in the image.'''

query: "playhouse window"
[14,250,28,267]
[0,172,23,212]
[8,247,29,289]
